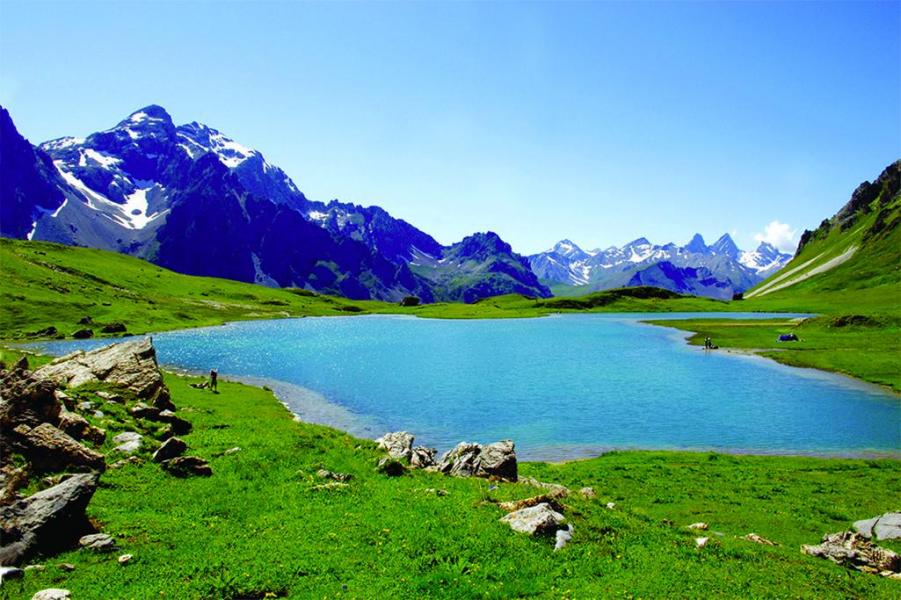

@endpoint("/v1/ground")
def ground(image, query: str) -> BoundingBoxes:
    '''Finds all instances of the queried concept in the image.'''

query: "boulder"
[802,531,900,574]
[375,457,406,477]
[156,410,192,435]
[56,409,90,440]
[438,442,482,478]
[410,446,437,469]
[853,512,901,541]
[34,339,172,409]
[375,432,414,460]
[118,554,133,565]
[112,431,143,455]
[316,469,352,482]
[32,590,71,600]
[476,440,517,481]
[554,524,574,551]
[498,492,565,513]
[72,329,93,339]
[500,503,566,536]
[14,424,105,473]
[0,473,99,565]
[101,323,127,334]
[130,402,160,420]
[53,391,74,411]
[78,533,116,552]
[95,391,124,403]
[0,369,62,434]
[0,565,24,581]
[161,456,212,478]
[152,437,187,463]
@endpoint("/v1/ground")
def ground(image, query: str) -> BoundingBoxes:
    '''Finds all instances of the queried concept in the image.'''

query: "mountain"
[529,233,792,300]
[1,104,547,302]
[745,160,900,302]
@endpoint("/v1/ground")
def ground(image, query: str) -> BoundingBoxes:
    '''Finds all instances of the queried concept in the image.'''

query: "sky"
[1,1,898,255]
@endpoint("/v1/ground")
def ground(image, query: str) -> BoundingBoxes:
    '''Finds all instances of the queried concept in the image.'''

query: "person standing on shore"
[210,368,218,392]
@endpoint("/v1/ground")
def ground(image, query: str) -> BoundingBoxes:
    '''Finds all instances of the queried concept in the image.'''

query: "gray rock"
[375,457,406,477]
[802,530,900,574]
[92,410,104,419]
[32,590,71,600]
[0,369,62,432]
[438,442,482,477]
[375,431,414,460]
[118,554,133,565]
[156,409,192,435]
[316,469,352,482]
[554,524,574,551]
[78,533,116,552]
[579,487,597,499]
[476,440,517,481]
[14,423,105,473]
[410,446,437,469]
[854,512,901,541]
[152,437,187,463]
[112,431,143,454]
[223,447,241,455]
[95,391,124,404]
[130,402,160,420]
[161,456,212,478]
[34,338,173,409]
[0,473,99,565]
[76,401,93,411]
[500,502,566,536]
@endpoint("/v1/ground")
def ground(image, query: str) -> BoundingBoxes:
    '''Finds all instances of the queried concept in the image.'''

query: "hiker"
[704,336,711,350]
[210,368,218,392]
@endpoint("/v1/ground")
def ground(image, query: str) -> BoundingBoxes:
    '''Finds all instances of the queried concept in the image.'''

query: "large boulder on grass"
[0,473,99,565]
[13,424,105,473]
[500,503,566,536]
[34,338,173,409]
[477,440,517,481]
[854,512,901,541]
[152,437,187,463]
[375,431,414,460]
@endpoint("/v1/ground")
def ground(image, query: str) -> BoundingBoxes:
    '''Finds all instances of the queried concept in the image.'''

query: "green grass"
[3,373,898,599]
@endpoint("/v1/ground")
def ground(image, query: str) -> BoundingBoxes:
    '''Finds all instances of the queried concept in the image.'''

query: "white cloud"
[754,220,797,253]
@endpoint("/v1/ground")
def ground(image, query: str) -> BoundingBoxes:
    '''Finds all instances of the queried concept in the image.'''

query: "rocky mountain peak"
[684,233,707,254]
[711,233,740,258]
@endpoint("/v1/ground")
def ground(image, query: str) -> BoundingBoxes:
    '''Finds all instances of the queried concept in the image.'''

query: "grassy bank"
[3,369,899,599]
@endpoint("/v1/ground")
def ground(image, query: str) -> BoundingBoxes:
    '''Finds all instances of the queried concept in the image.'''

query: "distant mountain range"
[0,105,549,302]
[529,234,792,300]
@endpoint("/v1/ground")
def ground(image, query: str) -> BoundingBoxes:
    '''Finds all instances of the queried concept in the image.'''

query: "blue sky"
[1,1,898,254]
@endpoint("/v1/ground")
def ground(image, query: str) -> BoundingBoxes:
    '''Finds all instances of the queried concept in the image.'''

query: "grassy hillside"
[2,366,898,599]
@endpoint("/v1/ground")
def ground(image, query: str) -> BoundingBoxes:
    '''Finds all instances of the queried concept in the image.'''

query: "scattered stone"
[156,409,192,434]
[23,564,45,572]
[606,502,616,510]
[410,446,437,469]
[78,316,93,325]
[14,423,106,473]
[687,522,709,531]
[311,482,350,491]
[118,554,133,565]
[223,447,241,455]
[854,512,901,541]
[498,491,566,513]
[32,590,71,600]
[76,401,93,411]
[423,488,448,497]
[802,530,900,574]
[101,323,127,334]
[130,402,160,420]
[58,563,75,572]
[438,442,482,477]
[29,326,58,338]
[375,457,406,477]
[500,502,566,536]
[160,456,212,478]
[554,524,574,551]
[109,456,142,469]
[34,338,174,410]
[152,437,187,463]
[95,391,124,403]
[375,431,415,460]
[72,329,94,339]
[0,566,24,581]
[78,533,116,552]
[112,431,143,454]
[92,410,104,419]
[519,476,570,497]
[0,473,99,565]
[696,537,710,548]
[56,409,91,440]
[316,469,352,482]
[579,487,596,499]
[742,533,777,546]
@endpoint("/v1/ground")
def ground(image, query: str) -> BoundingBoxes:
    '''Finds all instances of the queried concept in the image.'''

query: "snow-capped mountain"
[529,234,793,300]
[1,104,549,302]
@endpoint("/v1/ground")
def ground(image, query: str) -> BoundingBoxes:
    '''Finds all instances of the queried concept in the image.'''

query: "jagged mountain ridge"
[1,104,548,302]
[529,234,792,300]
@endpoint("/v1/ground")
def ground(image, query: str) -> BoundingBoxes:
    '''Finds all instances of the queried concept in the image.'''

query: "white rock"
[118,554,133,565]
[32,590,71,600]
[853,512,901,541]
[554,524,574,551]
[112,431,142,454]
[687,522,709,530]
[500,502,566,536]
[606,502,616,510]
[695,537,709,548]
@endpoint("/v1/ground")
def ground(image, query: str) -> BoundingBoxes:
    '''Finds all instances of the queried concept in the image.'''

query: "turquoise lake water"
[34,313,900,461]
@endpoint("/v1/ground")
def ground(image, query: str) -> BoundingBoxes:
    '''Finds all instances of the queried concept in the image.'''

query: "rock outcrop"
[438,440,517,481]
[802,531,900,576]
[853,512,901,541]
[35,338,174,410]
[152,437,187,463]
[410,446,437,469]
[375,431,414,460]
[0,473,99,565]
[12,423,105,473]
[500,503,566,536]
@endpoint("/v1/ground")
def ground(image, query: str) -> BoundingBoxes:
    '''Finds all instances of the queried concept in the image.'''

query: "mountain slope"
[1,104,547,302]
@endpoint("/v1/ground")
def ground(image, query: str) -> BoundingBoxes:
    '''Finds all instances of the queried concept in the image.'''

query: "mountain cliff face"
[529,234,791,300]
[1,104,547,302]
